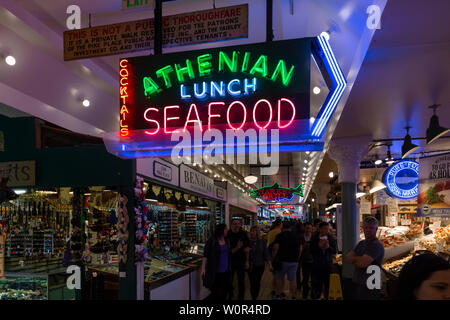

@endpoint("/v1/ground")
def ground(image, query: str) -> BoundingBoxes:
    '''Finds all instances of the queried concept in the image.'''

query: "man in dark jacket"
[227,218,250,300]
[310,221,336,300]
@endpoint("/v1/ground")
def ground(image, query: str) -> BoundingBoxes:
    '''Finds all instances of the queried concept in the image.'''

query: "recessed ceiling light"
[82,99,90,107]
[313,86,321,94]
[320,31,330,41]
[5,55,16,66]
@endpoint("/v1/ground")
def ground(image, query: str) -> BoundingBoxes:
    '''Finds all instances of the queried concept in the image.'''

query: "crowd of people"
[201,217,450,301]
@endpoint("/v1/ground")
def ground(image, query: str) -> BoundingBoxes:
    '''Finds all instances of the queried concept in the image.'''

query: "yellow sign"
[328,273,343,300]
[0,161,35,187]
[63,4,248,61]
[122,0,155,11]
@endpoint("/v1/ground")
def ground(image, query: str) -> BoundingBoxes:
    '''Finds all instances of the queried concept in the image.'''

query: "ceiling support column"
[328,135,371,298]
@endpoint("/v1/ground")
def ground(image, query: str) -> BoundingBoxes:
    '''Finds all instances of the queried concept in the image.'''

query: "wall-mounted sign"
[417,153,450,217]
[180,164,225,201]
[137,158,179,185]
[0,161,35,187]
[153,160,172,182]
[383,160,419,199]
[105,34,346,158]
[122,0,154,11]
[250,182,303,202]
[64,4,248,61]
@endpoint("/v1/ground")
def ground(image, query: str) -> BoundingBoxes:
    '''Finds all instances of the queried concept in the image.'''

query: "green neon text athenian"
[219,51,238,73]
[249,55,268,77]
[197,54,213,77]
[156,65,174,88]
[175,59,195,83]
[270,60,295,86]
[143,76,160,97]
[241,52,250,72]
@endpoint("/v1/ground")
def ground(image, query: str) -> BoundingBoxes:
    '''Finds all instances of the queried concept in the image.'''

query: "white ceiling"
[0,0,387,200]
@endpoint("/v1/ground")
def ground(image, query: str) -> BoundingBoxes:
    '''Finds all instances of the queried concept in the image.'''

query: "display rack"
[157,211,179,247]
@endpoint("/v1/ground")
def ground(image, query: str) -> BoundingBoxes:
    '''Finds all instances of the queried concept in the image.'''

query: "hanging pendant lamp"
[401,126,421,158]
[369,169,386,194]
[426,104,449,144]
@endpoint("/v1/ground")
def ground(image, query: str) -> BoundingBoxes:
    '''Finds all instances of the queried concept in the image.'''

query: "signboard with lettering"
[180,164,225,200]
[122,0,154,11]
[64,4,248,61]
[383,160,419,199]
[250,182,303,202]
[417,153,450,217]
[104,33,346,158]
[0,161,35,187]
[137,158,178,185]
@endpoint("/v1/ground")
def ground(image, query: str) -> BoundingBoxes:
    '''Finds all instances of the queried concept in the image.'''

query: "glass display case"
[0,273,48,300]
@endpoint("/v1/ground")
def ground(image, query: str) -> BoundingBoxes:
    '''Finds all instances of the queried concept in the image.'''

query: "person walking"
[201,223,231,301]
[310,222,336,300]
[346,217,385,300]
[292,221,304,290]
[300,222,314,299]
[272,221,303,300]
[227,218,250,300]
[267,219,283,298]
[248,225,271,300]
[395,251,450,300]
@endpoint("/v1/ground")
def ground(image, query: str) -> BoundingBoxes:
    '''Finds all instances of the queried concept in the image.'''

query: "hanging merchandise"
[135,177,148,263]
[117,194,129,265]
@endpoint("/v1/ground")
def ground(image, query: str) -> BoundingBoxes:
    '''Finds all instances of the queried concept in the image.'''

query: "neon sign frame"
[383,160,419,199]
[250,182,303,202]
[108,35,346,158]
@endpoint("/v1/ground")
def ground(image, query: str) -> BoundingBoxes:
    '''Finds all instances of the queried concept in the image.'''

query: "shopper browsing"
[227,218,250,300]
[248,225,271,300]
[202,224,231,301]
[346,217,384,300]
[300,222,314,299]
[310,222,337,300]
[395,251,450,300]
[272,221,303,300]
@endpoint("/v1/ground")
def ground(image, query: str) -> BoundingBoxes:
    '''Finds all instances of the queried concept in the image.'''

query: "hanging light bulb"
[356,185,366,198]
[374,155,383,165]
[426,104,449,144]
[385,144,395,165]
[401,126,421,158]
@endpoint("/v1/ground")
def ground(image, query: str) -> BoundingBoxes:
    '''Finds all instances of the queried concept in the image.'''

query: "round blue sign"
[383,160,419,199]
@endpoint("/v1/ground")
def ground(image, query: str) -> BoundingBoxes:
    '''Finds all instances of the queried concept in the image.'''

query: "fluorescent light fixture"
[5,55,16,66]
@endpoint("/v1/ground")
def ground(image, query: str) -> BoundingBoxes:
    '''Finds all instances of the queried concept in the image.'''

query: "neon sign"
[383,160,419,199]
[250,182,303,202]
[120,59,129,137]
[112,36,346,158]
[268,204,295,209]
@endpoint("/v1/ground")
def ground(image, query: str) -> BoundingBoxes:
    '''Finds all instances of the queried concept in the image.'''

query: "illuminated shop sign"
[383,160,419,199]
[250,182,303,202]
[112,35,346,158]
[268,204,294,209]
